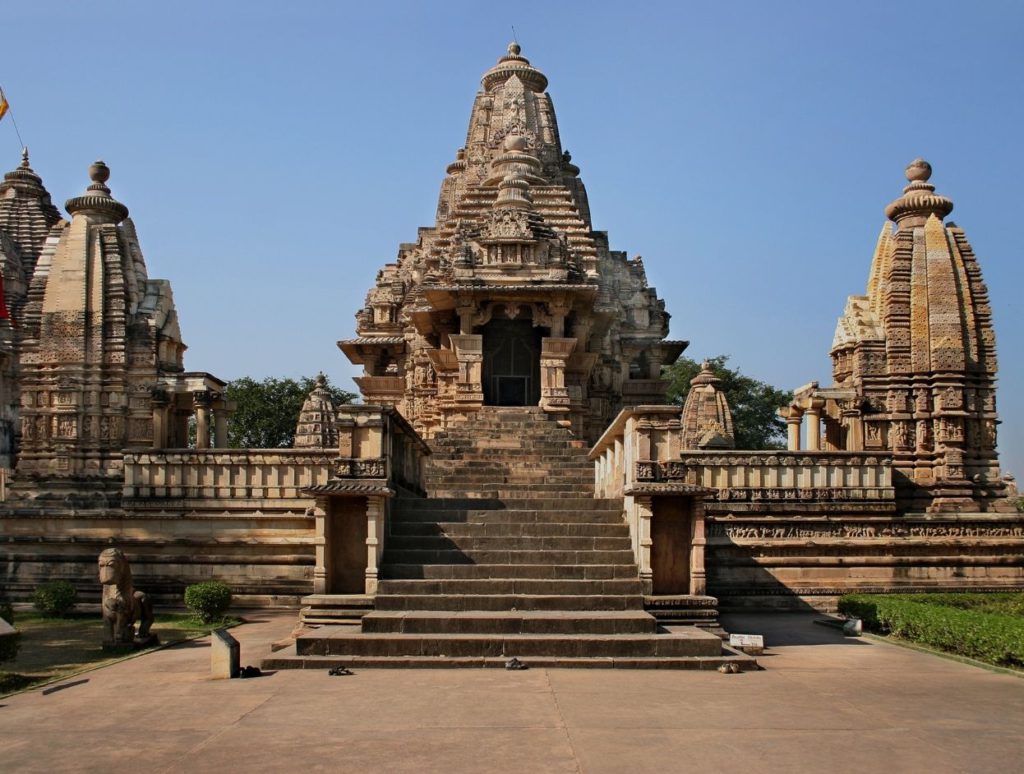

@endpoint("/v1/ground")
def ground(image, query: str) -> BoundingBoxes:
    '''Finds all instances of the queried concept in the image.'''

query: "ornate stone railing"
[122,449,338,500]
[333,404,430,496]
[590,406,686,499]
[659,451,894,505]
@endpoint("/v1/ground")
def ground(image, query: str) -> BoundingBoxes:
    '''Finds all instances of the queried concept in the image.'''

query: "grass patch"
[839,593,1024,669]
[0,612,241,696]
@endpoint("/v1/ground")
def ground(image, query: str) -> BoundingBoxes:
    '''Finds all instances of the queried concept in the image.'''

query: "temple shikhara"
[0,45,1020,668]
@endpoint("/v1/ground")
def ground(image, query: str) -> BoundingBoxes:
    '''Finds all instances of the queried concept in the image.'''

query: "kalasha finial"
[315,372,327,388]
[65,158,127,221]
[508,42,521,56]
[905,158,932,183]
[89,160,111,185]
[20,146,29,167]
[885,157,952,224]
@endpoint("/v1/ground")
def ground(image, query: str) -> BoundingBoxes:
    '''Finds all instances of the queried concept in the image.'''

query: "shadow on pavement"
[721,612,869,648]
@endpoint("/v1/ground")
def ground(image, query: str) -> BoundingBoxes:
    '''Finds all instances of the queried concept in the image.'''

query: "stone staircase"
[265,408,753,669]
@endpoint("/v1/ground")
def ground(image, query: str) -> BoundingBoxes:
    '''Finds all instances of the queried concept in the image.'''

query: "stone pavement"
[1,611,1021,773]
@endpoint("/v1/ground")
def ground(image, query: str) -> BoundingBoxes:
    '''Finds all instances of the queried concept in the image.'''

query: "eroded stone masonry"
[0,46,1020,653]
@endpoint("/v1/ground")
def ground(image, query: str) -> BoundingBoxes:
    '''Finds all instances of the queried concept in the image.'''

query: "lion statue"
[98,548,156,649]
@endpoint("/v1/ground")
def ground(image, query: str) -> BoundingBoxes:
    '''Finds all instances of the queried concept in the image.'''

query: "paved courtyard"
[1,611,1021,773]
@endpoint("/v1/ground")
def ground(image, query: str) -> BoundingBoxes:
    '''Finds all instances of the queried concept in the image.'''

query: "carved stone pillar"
[539,337,576,418]
[312,496,330,595]
[824,416,843,452]
[151,388,170,449]
[449,334,484,408]
[843,407,864,451]
[635,495,654,595]
[365,496,385,595]
[805,399,824,452]
[214,405,231,448]
[689,499,707,596]
[780,406,803,451]
[193,391,212,449]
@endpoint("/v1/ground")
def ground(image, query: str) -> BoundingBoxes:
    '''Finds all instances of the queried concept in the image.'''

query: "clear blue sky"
[4,1,1022,476]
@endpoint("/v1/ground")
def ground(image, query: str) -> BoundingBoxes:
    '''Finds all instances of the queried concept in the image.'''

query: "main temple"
[0,44,1020,667]
[340,43,683,443]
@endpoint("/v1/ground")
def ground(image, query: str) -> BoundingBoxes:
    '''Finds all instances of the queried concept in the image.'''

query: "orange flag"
[0,89,8,122]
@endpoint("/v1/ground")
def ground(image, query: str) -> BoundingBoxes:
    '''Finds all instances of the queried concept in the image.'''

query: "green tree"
[226,375,355,449]
[663,355,792,450]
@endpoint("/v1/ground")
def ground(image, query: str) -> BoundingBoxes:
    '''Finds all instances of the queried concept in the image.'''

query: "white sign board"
[729,633,764,649]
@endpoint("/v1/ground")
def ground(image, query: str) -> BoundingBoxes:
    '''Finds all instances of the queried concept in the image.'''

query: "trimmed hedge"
[184,582,233,623]
[839,593,1024,668]
[0,629,19,663]
[32,580,78,617]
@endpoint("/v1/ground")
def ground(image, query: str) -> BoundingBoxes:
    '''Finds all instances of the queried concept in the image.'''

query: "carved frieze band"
[334,457,387,479]
[708,523,1024,540]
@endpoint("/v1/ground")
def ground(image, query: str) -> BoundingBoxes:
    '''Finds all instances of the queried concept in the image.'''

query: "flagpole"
[0,86,26,153]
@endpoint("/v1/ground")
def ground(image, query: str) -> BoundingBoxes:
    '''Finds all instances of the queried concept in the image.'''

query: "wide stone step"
[425,474,590,484]
[427,485,595,497]
[384,535,633,552]
[361,610,657,635]
[387,507,618,524]
[389,521,628,538]
[373,593,644,611]
[381,548,636,565]
[294,629,724,658]
[390,508,624,525]
[395,498,621,511]
[381,563,639,580]
[263,652,758,670]
[376,579,642,596]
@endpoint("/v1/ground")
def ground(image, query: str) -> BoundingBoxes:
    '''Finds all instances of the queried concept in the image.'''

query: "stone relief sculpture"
[98,548,156,650]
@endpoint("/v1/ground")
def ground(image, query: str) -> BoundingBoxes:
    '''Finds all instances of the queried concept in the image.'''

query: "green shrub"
[839,593,1024,668]
[0,629,20,663]
[184,582,233,623]
[0,592,14,625]
[32,580,77,617]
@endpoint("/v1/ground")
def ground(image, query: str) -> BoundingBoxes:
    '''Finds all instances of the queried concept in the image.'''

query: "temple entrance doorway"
[481,316,543,407]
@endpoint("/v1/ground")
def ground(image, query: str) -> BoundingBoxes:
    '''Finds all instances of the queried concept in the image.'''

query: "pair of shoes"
[328,666,354,676]
[505,657,528,671]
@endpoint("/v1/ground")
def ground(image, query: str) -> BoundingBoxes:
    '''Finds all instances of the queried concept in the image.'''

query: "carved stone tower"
[16,161,187,478]
[0,149,63,466]
[680,361,735,450]
[828,159,1004,511]
[341,44,686,442]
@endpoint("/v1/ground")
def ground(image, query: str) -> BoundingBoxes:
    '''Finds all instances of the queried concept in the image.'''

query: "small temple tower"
[340,44,686,442]
[15,161,188,477]
[792,159,1006,512]
[680,361,735,449]
[0,149,63,466]
[294,374,339,449]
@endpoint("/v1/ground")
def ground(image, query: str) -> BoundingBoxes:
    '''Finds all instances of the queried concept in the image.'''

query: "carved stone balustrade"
[122,449,337,501]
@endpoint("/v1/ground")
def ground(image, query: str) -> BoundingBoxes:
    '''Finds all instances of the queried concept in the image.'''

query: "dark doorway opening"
[482,318,543,406]
[651,497,692,595]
